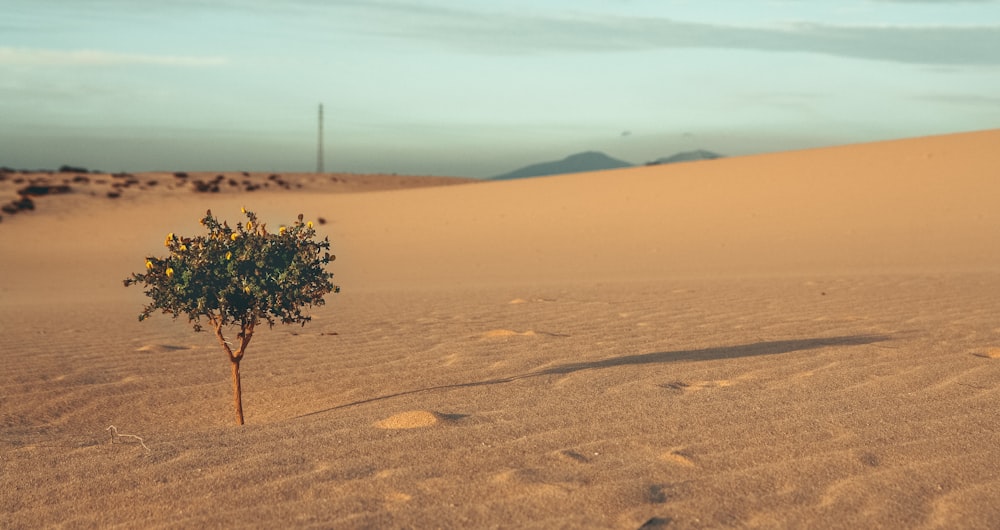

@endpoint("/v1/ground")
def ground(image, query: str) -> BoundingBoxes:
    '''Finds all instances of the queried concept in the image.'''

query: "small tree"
[124,208,338,425]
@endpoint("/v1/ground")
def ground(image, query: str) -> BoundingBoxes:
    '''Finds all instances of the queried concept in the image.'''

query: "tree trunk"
[231,358,244,425]
[210,316,252,426]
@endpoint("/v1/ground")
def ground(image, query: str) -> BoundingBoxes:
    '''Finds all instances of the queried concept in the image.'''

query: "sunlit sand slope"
[2,130,999,529]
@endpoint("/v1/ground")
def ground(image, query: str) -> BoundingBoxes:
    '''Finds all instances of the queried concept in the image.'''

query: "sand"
[2,130,1000,529]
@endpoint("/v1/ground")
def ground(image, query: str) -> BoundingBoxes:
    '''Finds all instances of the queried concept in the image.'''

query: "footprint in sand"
[638,517,674,529]
[375,410,467,429]
[659,381,690,392]
[482,329,537,338]
[385,492,412,503]
[659,448,697,468]
[481,329,569,339]
[508,298,555,304]
[972,347,1000,359]
[556,449,593,464]
[135,344,192,353]
[647,484,671,503]
[658,380,733,393]
[858,451,880,467]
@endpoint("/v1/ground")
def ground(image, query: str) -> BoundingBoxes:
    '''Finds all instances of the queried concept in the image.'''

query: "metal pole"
[317,103,324,174]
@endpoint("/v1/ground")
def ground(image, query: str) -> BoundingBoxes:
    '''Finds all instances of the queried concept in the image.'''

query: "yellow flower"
[179,244,187,252]
[241,206,247,214]
[246,221,253,231]
[145,260,153,270]
[166,267,174,278]
[279,226,286,235]
[231,233,239,241]
[243,285,252,294]
[307,221,313,229]
[226,251,232,260]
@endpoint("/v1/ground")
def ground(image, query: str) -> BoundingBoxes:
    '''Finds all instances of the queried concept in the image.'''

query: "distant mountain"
[646,149,723,165]
[490,151,633,180]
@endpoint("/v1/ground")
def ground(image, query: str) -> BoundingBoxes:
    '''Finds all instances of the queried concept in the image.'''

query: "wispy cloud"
[7,1,997,65]
[775,21,1000,65]
[245,0,994,66]
[0,47,227,67]
[364,8,1000,65]
[915,92,1000,106]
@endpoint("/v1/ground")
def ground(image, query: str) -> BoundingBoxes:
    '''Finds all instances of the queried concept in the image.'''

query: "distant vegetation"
[0,169,76,220]
[0,168,309,222]
[58,165,97,174]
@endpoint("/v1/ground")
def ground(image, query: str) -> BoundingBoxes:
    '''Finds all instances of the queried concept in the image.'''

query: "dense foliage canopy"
[125,208,337,332]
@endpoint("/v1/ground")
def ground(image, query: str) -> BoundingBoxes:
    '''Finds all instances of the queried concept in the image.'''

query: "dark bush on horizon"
[18,184,71,197]
[2,196,36,215]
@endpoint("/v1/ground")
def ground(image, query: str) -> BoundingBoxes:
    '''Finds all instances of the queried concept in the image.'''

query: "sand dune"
[2,130,1000,528]
[317,128,998,287]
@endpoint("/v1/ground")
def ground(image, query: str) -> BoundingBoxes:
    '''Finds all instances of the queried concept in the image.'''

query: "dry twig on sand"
[106,425,150,452]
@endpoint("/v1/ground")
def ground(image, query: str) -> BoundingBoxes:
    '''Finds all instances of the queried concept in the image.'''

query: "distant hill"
[489,151,633,180]
[646,150,723,165]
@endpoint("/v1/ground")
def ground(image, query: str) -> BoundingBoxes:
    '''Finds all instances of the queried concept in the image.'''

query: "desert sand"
[2,130,999,529]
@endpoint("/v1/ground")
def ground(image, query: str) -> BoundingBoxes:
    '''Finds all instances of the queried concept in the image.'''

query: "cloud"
[259,1,997,66]
[0,47,227,67]
[369,9,1000,65]
[775,22,1000,65]
[914,93,1000,106]
[6,1,999,66]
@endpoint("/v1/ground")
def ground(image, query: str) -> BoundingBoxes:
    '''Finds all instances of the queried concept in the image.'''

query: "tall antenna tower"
[316,103,324,174]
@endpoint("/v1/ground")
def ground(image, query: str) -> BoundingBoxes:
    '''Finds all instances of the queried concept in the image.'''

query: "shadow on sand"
[296,334,891,419]
[534,335,891,375]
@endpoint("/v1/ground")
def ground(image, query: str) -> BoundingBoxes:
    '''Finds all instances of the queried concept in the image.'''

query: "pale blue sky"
[2,0,998,177]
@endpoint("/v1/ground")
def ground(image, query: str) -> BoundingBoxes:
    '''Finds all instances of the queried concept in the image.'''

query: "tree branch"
[209,313,238,363]
[235,319,255,361]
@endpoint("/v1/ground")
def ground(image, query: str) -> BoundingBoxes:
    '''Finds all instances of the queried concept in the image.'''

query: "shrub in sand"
[124,208,338,425]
